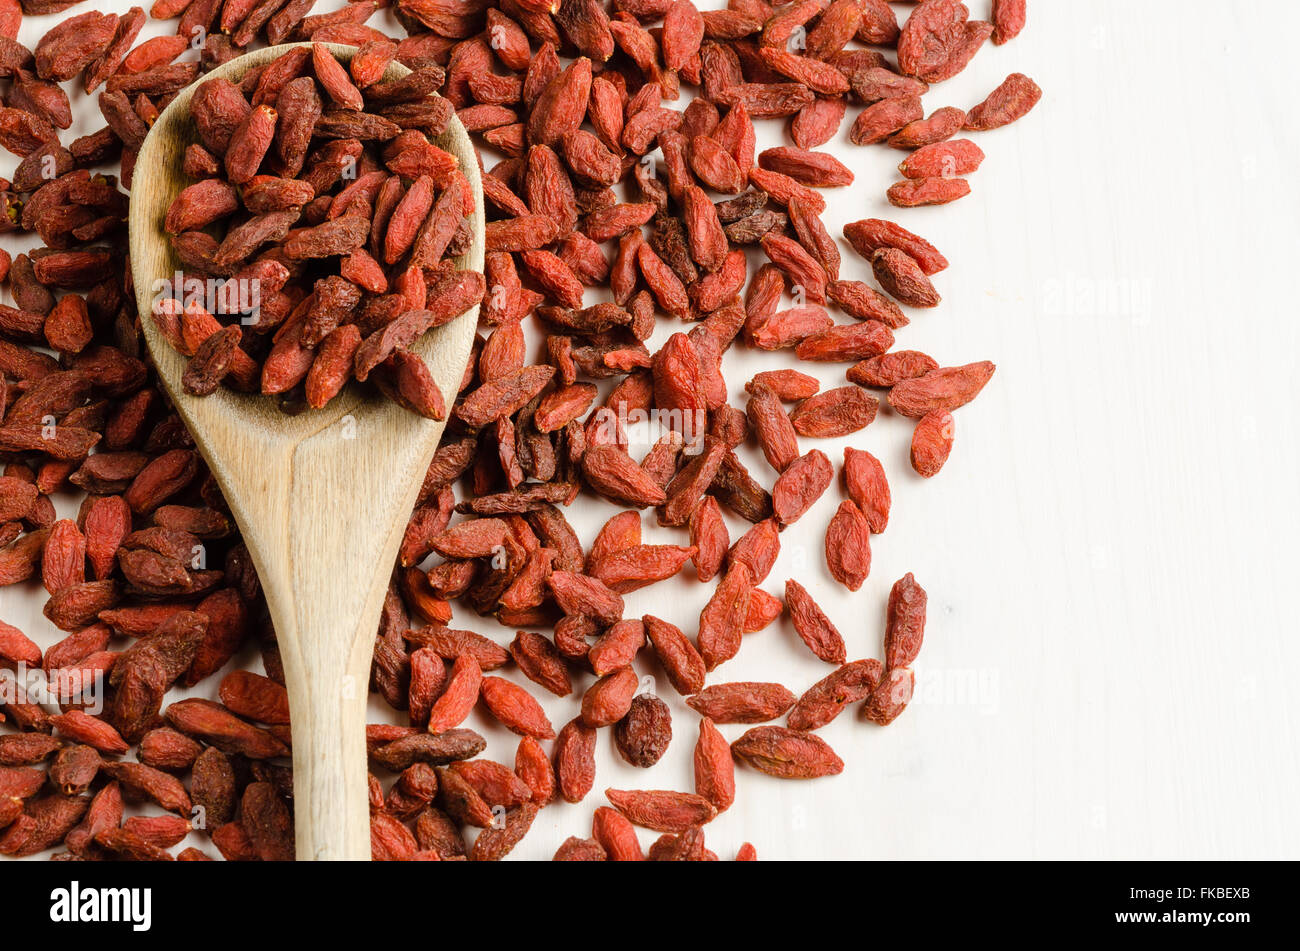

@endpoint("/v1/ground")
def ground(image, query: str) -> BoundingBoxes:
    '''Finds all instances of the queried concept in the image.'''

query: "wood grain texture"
[127,44,484,860]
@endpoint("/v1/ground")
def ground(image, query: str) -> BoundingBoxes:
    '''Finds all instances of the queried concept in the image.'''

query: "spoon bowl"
[128,43,483,860]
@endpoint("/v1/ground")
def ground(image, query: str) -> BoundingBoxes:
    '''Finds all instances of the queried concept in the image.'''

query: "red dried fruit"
[896,0,966,80]
[528,56,592,146]
[687,682,796,724]
[589,544,696,593]
[242,782,293,861]
[747,306,833,351]
[791,96,847,150]
[790,387,879,437]
[884,573,928,670]
[426,653,483,733]
[788,659,884,732]
[548,570,623,624]
[760,232,827,304]
[371,812,418,861]
[965,72,1042,130]
[887,175,972,207]
[825,500,872,591]
[899,138,985,179]
[515,735,556,805]
[450,759,532,809]
[661,0,704,70]
[842,447,891,534]
[224,104,277,185]
[871,247,942,307]
[99,761,191,815]
[746,383,799,472]
[784,579,847,664]
[844,218,948,277]
[731,726,844,778]
[139,728,202,772]
[889,361,996,417]
[471,802,538,861]
[481,676,554,739]
[0,793,91,857]
[40,520,85,595]
[605,788,716,833]
[587,619,646,675]
[592,805,644,861]
[553,716,597,803]
[758,146,853,187]
[697,562,752,671]
[551,834,603,860]
[992,0,1027,45]
[864,667,915,725]
[456,365,556,428]
[509,631,573,697]
[582,445,668,508]
[888,106,968,149]
[692,716,735,812]
[689,496,729,583]
[643,614,707,696]
[745,589,784,633]
[218,671,290,725]
[581,666,639,728]
[911,410,955,477]
[848,350,941,388]
[850,96,923,146]
[614,693,672,767]
[771,450,833,527]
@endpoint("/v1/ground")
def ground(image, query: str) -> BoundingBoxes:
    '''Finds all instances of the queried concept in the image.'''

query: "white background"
[3,1,1299,860]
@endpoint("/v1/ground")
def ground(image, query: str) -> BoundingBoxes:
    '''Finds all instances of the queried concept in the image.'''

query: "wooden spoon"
[127,43,483,860]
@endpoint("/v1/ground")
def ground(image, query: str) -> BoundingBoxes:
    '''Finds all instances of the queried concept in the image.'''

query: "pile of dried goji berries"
[160,43,485,409]
[0,0,1036,861]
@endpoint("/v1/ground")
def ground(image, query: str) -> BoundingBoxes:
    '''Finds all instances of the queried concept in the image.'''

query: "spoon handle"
[237,425,420,861]
[274,581,371,861]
